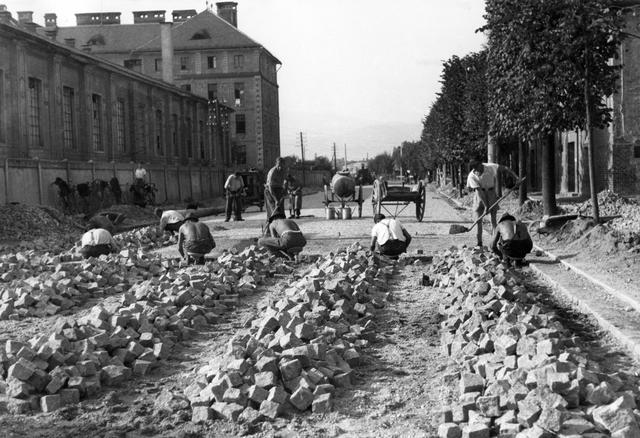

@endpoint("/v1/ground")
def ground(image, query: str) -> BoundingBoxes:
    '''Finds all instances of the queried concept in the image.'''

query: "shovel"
[448,177,526,235]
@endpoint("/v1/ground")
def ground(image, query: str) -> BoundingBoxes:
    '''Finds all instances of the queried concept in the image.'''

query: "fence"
[0,158,334,208]
[0,158,228,208]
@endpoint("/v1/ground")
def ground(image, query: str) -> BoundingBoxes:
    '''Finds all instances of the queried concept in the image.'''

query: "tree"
[368,152,394,177]
[481,0,622,217]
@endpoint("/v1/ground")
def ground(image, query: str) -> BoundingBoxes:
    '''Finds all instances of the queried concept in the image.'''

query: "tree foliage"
[368,152,395,176]
[420,51,489,169]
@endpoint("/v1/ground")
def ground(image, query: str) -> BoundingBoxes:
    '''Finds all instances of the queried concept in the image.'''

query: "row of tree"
[368,0,625,221]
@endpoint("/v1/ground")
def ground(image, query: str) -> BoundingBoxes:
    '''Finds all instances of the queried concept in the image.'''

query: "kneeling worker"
[155,208,185,235]
[80,227,119,259]
[258,213,306,259]
[491,213,533,267]
[370,214,412,257]
[178,212,215,264]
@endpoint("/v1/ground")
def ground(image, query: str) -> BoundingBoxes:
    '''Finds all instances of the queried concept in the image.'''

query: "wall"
[0,157,226,206]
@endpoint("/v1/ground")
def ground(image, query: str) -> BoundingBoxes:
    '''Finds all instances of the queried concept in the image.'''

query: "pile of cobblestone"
[0,246,285,414]
[182,243,392,424]
[431,247,640,438]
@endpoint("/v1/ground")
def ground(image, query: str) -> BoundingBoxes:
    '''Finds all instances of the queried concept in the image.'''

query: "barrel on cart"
[371,178,426,221]
[323,171,364,218]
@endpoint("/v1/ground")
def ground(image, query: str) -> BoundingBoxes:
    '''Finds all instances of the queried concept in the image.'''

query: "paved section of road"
[155,185,485,259]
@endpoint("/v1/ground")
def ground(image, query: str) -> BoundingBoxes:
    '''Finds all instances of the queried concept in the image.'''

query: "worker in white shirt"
[134,162,147,185]
[155,208,185,235]
[79,228,119,259]
[224,171,245,222]
[370,214,412,257]
[466,160,519,248]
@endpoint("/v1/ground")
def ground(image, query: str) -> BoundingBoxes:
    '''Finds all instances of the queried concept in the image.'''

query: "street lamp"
[207,98,231,167]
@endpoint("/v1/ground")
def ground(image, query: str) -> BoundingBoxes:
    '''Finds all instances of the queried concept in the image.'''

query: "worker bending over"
[79,227,119,259]
[491,213,533,267]
[258,213,306,259]
[370,214,412,258]
[155,208,185,235]
[178,212,215,265]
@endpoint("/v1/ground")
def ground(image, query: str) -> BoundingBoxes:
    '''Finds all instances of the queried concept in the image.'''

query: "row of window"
[24,76,210,159]
[204,82,245,107]
[127,54,246,74]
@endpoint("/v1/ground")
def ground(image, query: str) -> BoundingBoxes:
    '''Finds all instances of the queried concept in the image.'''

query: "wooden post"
[90,161,95,181]
[163,166,169,203]
[65,160,71,183]
[177,166,182,202]
[189,166,194,199]
[199,166,203,200]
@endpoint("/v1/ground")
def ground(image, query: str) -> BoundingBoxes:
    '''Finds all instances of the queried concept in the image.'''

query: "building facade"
[0,11,232,166]
[43,2,281,170]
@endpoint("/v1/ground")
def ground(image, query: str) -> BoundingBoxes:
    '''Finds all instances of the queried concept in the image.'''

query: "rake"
[449,178,525,235]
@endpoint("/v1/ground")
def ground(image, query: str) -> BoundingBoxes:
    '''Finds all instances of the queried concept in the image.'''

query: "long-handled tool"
[449,178,526,235]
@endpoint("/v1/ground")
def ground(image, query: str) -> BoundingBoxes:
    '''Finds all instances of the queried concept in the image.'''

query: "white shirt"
[467,163,499,190]
[224,174,245,192]
[371,218,406,245]
[160,210,185,229]
[135,168,147,179]
[81,229,115,247]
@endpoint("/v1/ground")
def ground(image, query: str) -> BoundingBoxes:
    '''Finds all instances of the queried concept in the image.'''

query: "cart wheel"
[372,179,382,216]
[415,181,426,221]
[357,185,363,218]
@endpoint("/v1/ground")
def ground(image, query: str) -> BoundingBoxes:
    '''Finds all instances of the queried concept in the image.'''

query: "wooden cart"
[371,178,426,221]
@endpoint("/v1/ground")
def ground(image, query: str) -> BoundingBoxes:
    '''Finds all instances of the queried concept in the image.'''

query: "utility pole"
[344,144,347,171]
[299,131,306,186]
[333,142,337,173]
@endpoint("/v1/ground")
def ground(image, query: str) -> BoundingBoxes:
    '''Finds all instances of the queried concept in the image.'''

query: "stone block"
[259,399,282,419]
[248,385,268,404]
[255,356,278,374]
[40,394,61,413]
[279,358,302,381]
[438,423,462,438]
[267,386,289,404]
[191,406,214,424]
[462,423,490,438]
[312,392,332,414]
[7,358,36,381]
[59,388,80,405]
[460,373,485,394]
[222,387,247,406]
[100,365,132,386]
[592,396,639,435]
[517,400,541,427]
[475,395,500,417]
[254,371,277,389]
[238,406,262,424]
[289,387,313,411]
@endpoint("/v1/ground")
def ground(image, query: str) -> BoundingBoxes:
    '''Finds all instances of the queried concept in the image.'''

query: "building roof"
[49,9,281,63]
[0,21,209,102]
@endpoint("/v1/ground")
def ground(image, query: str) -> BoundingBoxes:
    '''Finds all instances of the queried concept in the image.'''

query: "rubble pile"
[576,190,640,235]
[183,243,391,424]
[116,226,177,251]
[431,247,640,438]
[0,250,165,320]
[0,245,283,414]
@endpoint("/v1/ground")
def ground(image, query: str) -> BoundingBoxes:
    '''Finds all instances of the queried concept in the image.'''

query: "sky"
[4,0,487,161]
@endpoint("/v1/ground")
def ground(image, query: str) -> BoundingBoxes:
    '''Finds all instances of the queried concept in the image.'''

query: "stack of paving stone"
[431,247,640,438]
[0,246,280,414]
[117,226,177,251]
[0,250,165,320]
[185,243,391,424]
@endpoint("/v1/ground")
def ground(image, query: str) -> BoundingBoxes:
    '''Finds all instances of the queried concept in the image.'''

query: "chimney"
[0,8,12,24]
[44,13,56,26]
[17,10,33,24]
[75,12,120,25]
[160,23,174,84]
[172,9,197,23]
[64,38,76,48]
[216,2,238,27]
[133,10,166,24]
[24,22,38,33]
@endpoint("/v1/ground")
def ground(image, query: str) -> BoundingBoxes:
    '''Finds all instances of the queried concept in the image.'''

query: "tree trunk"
[458,163,464,197]
[541,133,558,216]
[487,134,498,163]
[518,138,528,206]
[584,56,600,223]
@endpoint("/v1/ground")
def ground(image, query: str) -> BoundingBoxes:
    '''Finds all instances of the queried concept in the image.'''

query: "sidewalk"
[437,188,640,362]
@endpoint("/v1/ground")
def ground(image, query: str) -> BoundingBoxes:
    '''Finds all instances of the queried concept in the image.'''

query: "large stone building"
[41,2,281,170]
[0,9,228,166]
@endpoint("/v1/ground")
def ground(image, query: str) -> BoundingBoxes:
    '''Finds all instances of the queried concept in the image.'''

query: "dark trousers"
[379,239,408,257]
[225,192,243,220]
[80,244,112,259]
[289,193,302,217]
[265,187,285,219]
[494,238,533,261]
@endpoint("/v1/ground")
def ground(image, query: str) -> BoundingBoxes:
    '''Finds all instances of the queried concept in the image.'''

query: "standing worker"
[370,214,412,258]
[258,213,306,260]
[284,174,303,219]
[265,157,286,220]
[466,160,519,248]
[224,171,245,222]
[177,212,215,265]
[491,213,533,267]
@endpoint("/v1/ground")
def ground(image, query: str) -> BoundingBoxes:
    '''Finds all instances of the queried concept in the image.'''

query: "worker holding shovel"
[465,160,519,248]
